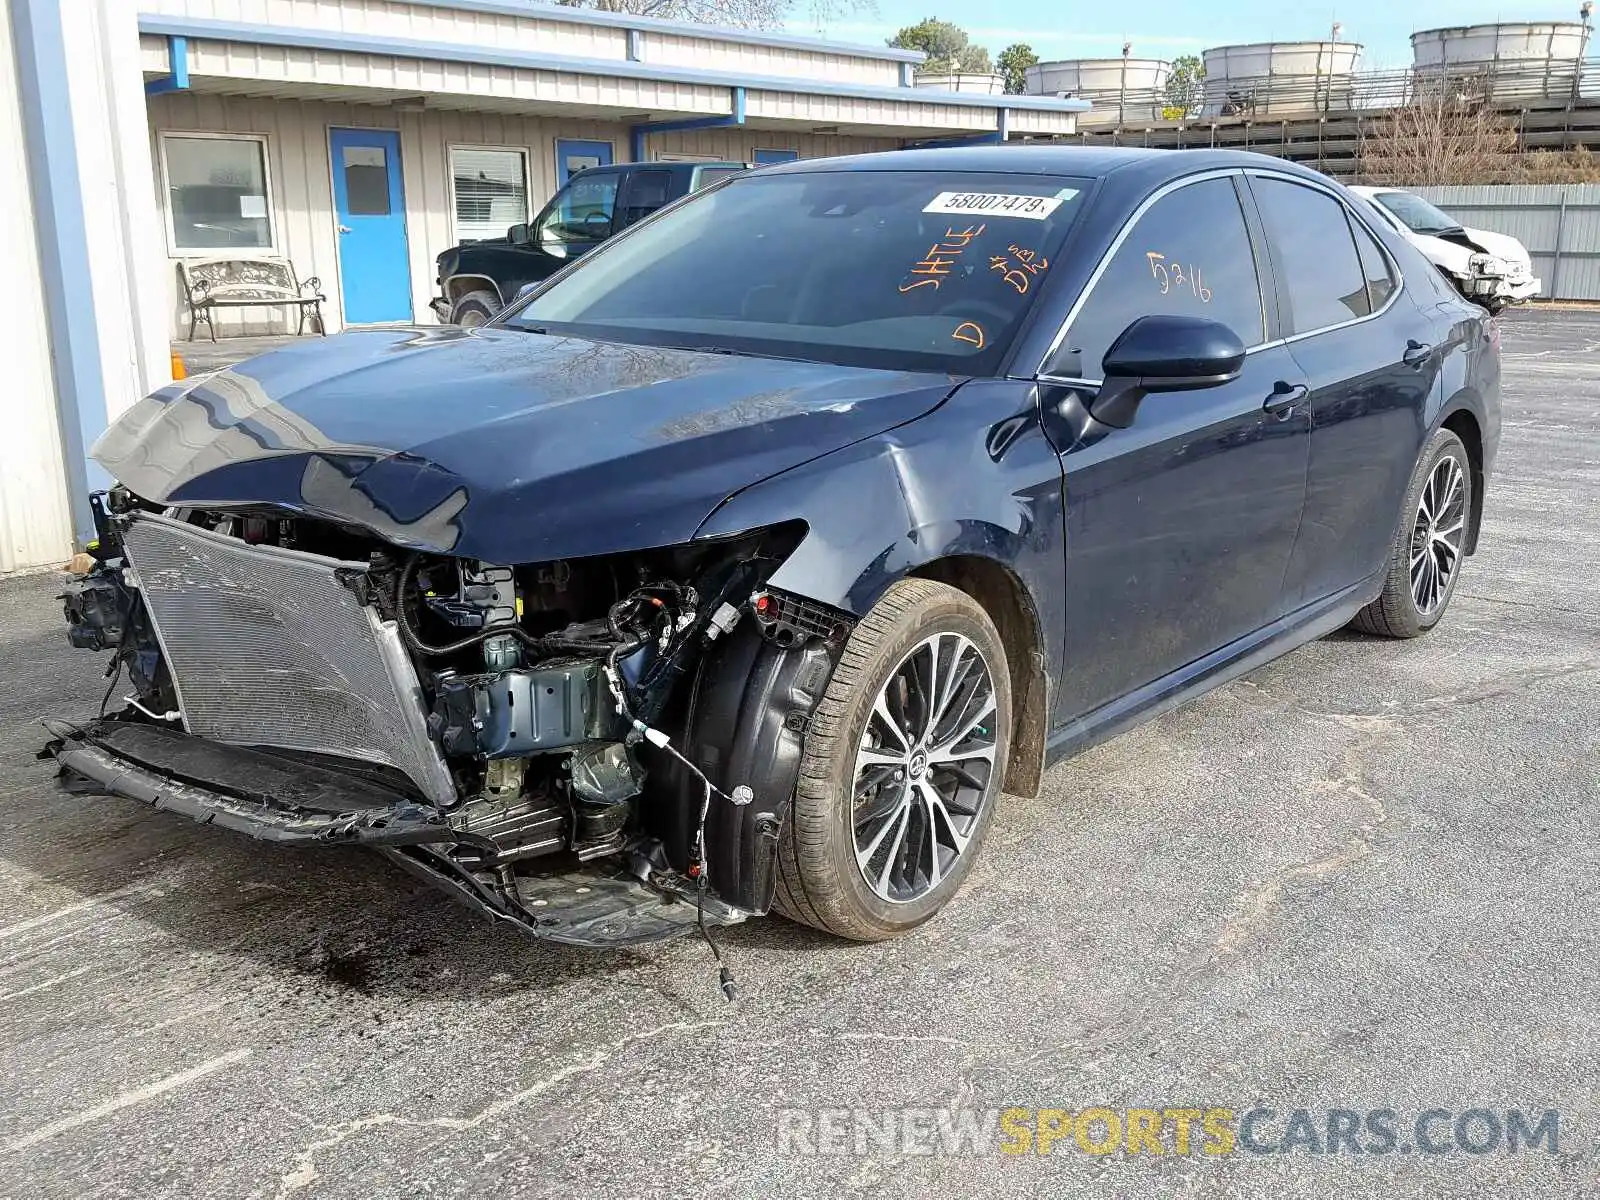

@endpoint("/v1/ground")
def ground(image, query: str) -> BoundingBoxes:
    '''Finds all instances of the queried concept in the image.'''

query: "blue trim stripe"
[14,0,109,542]
[630,85,747,160]
[134,15,1089,114]
[144,34,189,95]
[338,0,926,64]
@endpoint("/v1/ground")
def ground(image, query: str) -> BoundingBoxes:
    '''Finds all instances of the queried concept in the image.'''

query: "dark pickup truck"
[432,160,747,325]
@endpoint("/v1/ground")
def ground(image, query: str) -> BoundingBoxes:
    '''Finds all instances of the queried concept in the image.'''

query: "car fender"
[442,274,503,306]
[695,377,1067,679]
[1409,232,1476,278]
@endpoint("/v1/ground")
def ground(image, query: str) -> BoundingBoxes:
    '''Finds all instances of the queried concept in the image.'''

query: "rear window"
[506,169,1091,375]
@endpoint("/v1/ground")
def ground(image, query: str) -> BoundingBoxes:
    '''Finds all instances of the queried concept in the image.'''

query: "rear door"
[1246,174,1440,609]
[1044,173,1313,722]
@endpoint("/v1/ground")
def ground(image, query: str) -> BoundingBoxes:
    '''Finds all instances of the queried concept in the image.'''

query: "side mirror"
[1091,315,1247,428]
[514,281,538,302]
[507,223,531,245]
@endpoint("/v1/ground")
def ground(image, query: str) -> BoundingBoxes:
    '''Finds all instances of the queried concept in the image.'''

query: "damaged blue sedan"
[48,147,1499,955]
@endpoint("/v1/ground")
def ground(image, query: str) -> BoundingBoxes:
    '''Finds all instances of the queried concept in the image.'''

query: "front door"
[329,128,411,324]
[1042,174,1311,722]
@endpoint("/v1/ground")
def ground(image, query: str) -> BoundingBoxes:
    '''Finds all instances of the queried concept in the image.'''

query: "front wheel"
[775,579,1010,941]
[1350,427,1473,638]
[448,289,501,327]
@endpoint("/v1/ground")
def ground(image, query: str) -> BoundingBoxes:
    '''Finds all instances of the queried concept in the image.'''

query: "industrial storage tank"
[1201,40,1363,117]
[1411,22,1591,103]
[1024,57,1172,125]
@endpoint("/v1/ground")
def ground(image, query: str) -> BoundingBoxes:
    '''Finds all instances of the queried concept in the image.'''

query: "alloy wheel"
[851,632,999,903]
[1410,454,1467,616]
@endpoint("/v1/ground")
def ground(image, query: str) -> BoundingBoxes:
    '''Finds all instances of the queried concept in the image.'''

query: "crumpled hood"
[1415,226,1533,274]
[95,326,956,563]
[1461,226,1533,267]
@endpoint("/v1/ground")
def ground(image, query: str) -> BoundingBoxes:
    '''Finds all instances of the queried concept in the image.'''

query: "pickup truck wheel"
[1350,428,1472,638]
[448,290,501,327]
[775,579,1010,941]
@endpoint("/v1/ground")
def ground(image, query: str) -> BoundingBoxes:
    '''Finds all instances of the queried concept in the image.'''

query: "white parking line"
[0,966,92,1003]
[0,886,147,941]
[2,1049,253,1156]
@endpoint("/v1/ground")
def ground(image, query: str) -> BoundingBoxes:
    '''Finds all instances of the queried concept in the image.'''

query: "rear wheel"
[775,579,1010,941]
[1350,428,1473,638]
[448,290,501,327]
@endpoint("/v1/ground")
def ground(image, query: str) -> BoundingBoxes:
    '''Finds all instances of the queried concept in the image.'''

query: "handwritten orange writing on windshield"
[899,224,988,293]
[951,321,987,349]
[988,244,1049,295]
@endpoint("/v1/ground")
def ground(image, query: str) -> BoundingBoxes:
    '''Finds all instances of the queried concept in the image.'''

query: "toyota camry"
[47,147,1499,959]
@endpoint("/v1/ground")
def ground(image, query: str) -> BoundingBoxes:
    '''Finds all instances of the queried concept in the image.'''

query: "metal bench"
[177,256,326,342]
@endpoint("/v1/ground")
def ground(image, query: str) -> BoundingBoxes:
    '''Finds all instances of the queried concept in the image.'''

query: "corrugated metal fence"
[1412,185,1600,302]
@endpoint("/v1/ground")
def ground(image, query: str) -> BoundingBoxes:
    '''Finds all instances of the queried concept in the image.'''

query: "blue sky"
[788,0,1585,71]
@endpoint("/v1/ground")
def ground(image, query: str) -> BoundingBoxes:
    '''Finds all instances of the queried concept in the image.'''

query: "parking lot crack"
[1214,726,1392,956]
[273,1020,725,1197]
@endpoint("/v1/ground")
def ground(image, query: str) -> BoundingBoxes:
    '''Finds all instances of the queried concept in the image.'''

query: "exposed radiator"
[121,513,455,805]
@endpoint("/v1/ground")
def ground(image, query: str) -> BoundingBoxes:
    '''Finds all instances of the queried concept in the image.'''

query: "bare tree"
[555,0,864,30]
[1357,86,1519,185]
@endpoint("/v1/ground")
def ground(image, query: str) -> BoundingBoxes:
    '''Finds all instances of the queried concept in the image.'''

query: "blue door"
[329,128,411,324]
[556,139,613,186]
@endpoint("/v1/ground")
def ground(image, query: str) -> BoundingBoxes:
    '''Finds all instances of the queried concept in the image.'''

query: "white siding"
[173,37,734,118]
[0,0,74,570]
[639,34,901,87]
[744,89,991,133]
[148,92,910,339]
[144,0,904,86]
[650,128,900,162]
[150,93,632,334]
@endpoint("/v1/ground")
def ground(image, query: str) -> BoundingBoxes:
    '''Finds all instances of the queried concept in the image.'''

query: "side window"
[1252,178,1371,332]
[618,169,672,228]
[1058,177,1265,379]
[1350,216,1397,312]
[537,170,621,256]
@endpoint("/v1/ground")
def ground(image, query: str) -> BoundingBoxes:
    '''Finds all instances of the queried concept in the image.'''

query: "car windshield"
[504,169,1091,374]
[1374,191,1463,236]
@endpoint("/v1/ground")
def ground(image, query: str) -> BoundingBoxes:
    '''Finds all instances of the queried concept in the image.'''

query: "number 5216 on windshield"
[1146,252,1212,302]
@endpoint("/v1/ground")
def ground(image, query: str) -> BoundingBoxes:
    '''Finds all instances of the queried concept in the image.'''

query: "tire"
[448,290,501,327]
[775,579,1011,941]
[1349,427,1473,638]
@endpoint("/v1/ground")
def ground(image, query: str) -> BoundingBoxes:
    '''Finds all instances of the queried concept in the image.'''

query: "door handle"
[1263,382,1308,417]
[1403,339,1433,367]
[337,224,353,234]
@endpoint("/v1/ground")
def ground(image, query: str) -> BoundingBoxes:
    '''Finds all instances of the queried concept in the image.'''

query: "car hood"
[95,326,957,563]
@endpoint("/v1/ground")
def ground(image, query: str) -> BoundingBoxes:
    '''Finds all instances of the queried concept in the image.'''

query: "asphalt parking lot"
[3,307,1598,1198]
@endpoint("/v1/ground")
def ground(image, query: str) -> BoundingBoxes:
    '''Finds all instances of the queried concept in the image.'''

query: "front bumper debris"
[43,719,452,845]
[40,717,750,947]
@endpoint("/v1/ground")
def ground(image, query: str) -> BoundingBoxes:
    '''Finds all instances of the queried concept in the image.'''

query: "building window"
[451,147,529,242]
[161,133,273,252]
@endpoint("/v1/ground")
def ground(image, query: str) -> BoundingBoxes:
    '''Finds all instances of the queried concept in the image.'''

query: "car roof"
[752,145,1335,187]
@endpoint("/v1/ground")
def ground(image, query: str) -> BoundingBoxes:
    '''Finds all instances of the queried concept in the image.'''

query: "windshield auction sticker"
[923,192,1068,220]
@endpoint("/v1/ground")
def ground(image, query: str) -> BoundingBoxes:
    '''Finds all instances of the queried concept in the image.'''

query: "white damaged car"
[1350,185,1540,314]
